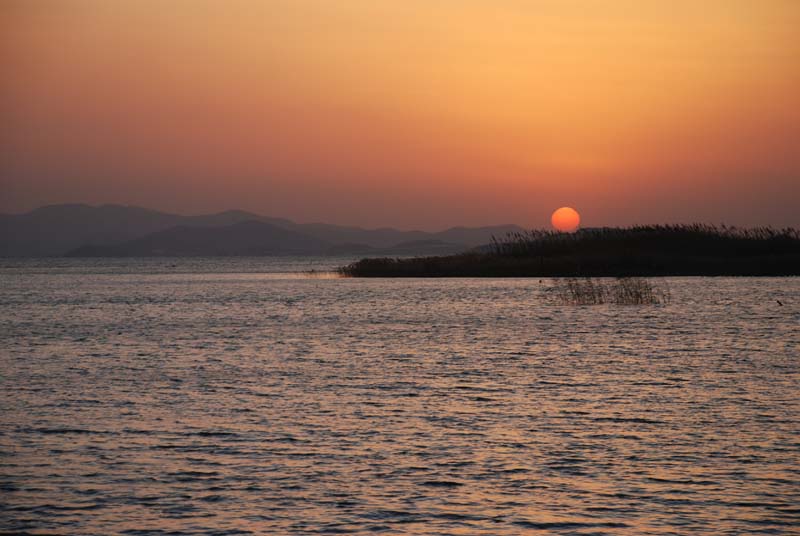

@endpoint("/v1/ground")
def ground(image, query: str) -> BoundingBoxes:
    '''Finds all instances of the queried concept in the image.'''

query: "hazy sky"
[2,0,799,229]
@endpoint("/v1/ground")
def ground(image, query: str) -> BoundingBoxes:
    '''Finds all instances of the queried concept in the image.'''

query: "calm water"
[1,258,798,535]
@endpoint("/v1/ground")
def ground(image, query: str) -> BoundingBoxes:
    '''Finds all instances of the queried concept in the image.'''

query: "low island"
[338,224,800,277]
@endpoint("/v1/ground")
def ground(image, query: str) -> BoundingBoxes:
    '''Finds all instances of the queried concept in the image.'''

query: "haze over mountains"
[0,204,524,257]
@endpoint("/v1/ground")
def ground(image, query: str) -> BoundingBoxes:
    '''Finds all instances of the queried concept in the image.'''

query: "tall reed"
[550,277,670,305]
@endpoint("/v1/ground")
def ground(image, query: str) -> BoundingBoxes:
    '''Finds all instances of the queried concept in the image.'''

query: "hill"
[0,204,289,257]
[0,204,525,257]
[66,221,330,257]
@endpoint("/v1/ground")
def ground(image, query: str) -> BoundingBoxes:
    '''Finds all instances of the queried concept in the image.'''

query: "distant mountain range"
[0,204,524,257]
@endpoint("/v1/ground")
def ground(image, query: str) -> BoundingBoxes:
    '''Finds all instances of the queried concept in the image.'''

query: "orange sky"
[2,0,799,229]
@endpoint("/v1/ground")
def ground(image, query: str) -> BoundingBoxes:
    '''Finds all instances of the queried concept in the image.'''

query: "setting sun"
[551,207,581,232]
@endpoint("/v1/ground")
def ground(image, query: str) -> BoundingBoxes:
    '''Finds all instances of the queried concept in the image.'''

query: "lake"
[1,258,798,535]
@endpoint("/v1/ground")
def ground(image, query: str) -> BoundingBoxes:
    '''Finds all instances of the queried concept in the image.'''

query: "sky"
[2,0,799,229]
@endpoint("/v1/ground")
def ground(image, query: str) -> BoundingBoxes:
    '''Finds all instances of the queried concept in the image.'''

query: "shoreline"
[337,253,800,278]
[338,225,800,278]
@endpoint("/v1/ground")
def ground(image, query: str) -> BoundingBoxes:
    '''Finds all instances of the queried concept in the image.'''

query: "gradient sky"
[2,0,799,229]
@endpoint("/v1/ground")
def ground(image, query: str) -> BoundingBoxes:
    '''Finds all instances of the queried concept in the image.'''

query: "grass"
[338,224,800,277]
[550,277,670,305]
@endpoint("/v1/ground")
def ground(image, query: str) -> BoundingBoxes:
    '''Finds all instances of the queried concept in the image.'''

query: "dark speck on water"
[1,257,798,535]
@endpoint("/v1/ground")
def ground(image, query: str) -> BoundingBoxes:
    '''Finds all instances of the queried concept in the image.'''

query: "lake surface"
[1,258,798,535]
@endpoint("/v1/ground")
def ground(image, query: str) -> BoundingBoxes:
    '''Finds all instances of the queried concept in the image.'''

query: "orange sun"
[551,207,581,232]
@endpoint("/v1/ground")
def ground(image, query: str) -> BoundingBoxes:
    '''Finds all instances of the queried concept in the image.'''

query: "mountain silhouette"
[0,204,290,257]
[0,204,524,257]
[66,220,330,257]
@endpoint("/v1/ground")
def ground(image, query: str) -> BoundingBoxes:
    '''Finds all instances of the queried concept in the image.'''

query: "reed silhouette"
[549,277,670,305]
[338,224,800,277]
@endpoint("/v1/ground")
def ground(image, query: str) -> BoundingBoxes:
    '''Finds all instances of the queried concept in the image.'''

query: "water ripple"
[1,263,798,534]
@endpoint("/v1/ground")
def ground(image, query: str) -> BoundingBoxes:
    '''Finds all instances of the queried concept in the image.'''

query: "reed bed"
[489,224,800,258]
[338,224,800,277]
[551,277,670,305]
